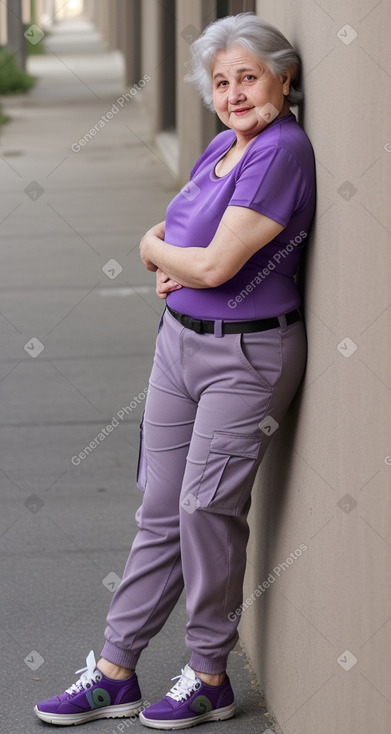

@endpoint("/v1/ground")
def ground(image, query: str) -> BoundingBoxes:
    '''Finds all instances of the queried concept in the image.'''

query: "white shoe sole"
[139,703,235,730]
[34,699,143,726]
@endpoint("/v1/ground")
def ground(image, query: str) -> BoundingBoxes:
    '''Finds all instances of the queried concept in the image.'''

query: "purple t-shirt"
[166,111,315,319]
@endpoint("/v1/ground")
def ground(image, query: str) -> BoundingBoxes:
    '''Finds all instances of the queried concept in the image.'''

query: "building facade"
[83,0,256,182]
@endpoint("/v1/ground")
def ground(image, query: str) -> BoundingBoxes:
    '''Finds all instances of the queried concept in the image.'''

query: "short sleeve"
[229,145,309,228]
[189,152,205,180]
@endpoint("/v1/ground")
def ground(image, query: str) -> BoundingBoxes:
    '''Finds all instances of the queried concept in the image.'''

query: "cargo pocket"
[195,430,262,515]
[136,413,148,492]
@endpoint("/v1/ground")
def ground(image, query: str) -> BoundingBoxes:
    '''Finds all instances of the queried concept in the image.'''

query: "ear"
[281,68,293,96]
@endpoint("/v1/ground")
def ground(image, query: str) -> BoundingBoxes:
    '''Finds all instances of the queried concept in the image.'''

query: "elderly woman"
[35,12,315,730]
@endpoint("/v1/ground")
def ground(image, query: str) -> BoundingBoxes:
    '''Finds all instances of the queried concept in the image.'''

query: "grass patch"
[0,46,36,94]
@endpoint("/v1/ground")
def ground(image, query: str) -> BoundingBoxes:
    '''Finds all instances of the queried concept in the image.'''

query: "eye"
[243,74,256,81]
[216,80,228,88]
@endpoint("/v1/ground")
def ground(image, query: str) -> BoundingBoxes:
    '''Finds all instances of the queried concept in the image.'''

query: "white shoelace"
[65,650,102,696]
[167,665,201,702]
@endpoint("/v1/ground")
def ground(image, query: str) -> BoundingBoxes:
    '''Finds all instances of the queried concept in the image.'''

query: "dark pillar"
[7,0,26,70]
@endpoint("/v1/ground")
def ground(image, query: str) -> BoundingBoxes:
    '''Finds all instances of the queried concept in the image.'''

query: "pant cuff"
[189,652,227,674]
[100,640,141,670]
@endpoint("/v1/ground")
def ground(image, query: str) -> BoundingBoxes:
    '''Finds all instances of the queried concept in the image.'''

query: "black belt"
[166,304,301,335]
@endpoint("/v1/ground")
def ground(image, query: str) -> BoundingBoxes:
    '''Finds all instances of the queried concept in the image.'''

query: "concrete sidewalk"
[0,16,278,734]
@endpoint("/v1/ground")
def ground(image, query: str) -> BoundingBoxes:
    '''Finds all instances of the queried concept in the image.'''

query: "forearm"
[147,236,214,289]
[140,208,285,290]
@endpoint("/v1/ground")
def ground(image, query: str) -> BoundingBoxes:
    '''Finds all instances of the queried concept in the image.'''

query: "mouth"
[232,107,253,116]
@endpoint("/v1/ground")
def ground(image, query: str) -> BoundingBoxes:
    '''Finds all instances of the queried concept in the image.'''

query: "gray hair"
[185,13,303,110]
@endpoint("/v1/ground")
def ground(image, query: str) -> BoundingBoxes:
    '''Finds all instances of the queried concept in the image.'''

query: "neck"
[234,107,291,151]
[233,134,257,152]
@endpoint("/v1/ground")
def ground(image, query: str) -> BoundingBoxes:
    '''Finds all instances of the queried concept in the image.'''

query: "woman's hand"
[156,268,183,299]
[139,221,166,272]
[149,221,165,240]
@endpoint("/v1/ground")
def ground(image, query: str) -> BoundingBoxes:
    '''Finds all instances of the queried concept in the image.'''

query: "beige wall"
[21,0,31,23]
[235,1,391,732]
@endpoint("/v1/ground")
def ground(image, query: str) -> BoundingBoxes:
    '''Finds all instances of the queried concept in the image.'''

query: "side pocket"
[136,412,147,492]
[235,332,282,389]
[157,308,165,334]
[195,430,262,515]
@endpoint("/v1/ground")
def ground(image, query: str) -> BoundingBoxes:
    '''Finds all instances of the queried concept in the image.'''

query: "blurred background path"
[0,13,276,734]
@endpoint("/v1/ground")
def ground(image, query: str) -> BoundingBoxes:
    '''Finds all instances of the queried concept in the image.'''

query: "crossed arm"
[139,205,284,296]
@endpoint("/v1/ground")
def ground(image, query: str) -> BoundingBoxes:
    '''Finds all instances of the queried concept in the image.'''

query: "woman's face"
[211,45,292,142]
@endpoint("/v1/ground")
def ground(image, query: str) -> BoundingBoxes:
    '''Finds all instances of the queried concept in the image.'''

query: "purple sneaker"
[139,664,235,730]
[34,650,143,726]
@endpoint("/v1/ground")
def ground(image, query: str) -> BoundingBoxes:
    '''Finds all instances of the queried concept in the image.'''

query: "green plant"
[0,104,10,126]
[0,46,36,94]
[24,22,49,55]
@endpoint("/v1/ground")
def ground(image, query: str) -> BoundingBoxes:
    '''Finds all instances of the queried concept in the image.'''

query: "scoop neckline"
[213,138,238,179]
[211,111,294,181]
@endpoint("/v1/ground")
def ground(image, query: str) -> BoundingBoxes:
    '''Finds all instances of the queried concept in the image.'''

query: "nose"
[228,81,246,105]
